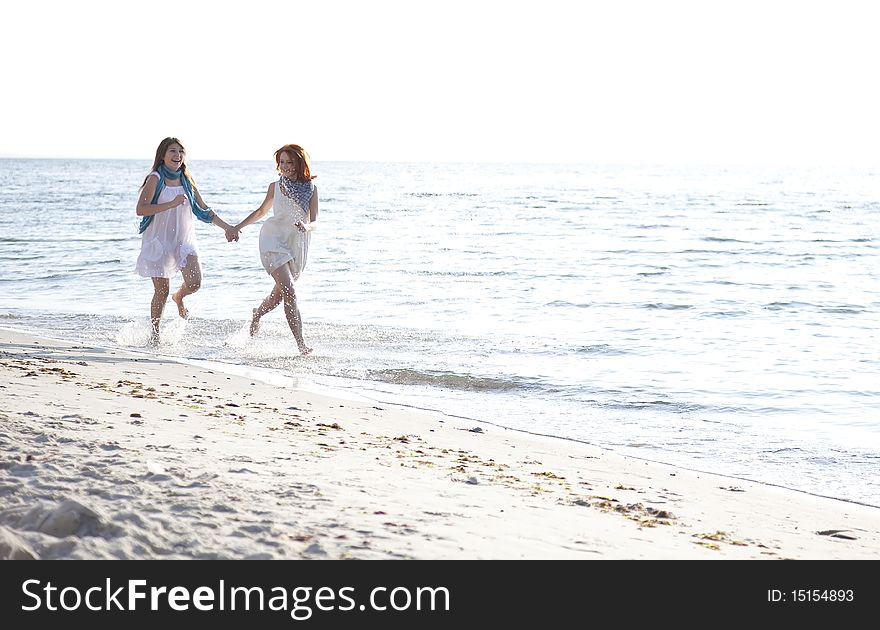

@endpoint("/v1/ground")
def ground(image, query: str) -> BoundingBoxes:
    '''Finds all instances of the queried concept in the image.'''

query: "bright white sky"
[2,0,878,166]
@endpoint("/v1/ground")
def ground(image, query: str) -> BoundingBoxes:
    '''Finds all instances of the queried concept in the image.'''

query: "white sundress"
[258,181,313,280]
[135,173,199,278]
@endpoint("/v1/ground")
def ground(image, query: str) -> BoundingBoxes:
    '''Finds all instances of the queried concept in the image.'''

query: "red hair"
[274,144,316,181]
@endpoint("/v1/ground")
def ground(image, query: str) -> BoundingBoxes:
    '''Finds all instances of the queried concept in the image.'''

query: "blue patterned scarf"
[138,165,214,234]
[279,176,314,212]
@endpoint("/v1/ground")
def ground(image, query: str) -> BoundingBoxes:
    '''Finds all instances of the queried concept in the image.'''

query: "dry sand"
[1,328,878,560]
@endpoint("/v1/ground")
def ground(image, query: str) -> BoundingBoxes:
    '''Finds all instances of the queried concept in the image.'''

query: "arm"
[136,174,186,216]
[308,185,319,223]
[192,185,236,235]
[297,185,319,232]
[234,183,275,231]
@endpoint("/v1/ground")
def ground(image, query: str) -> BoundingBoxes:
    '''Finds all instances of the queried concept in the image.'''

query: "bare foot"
[298,344,313,356]
[171,291,189,319]
[249,309,260,336]
[148,330,160,347]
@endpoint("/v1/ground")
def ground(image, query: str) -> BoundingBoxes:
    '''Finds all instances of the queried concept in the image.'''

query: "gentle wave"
[576,344,625,355]
[642,303,693,310]
[701,236,750,243]
[366,368,527,392]
[409,270,512,277]
[702,310,748,318]
[547,300,590,309]
[406,192,479,198]
[820,306,866,314]
[0,236,132,244]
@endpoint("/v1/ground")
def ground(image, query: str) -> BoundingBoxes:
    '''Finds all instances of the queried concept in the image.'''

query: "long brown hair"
[274,144,316,182]
[142,137,196,187]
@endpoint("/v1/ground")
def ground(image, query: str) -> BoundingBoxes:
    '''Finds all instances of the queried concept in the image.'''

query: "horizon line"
[0,154,873,170]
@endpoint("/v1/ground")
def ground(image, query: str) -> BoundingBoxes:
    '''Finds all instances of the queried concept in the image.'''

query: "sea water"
[1,158,878,506]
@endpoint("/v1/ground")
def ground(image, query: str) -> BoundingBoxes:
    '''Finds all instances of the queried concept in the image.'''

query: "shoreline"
[1,328,879,559]
[176,347,880,512]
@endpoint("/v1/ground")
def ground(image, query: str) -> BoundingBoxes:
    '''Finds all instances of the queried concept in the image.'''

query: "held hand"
[225,227,240,243]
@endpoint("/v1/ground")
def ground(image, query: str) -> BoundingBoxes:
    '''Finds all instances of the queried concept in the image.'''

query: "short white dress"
[135,173,199,278]
[258,181,314,280]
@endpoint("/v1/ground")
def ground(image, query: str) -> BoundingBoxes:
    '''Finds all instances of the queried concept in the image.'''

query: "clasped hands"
[225,221,301,243]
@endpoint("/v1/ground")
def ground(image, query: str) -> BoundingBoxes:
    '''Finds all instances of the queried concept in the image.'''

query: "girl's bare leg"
[171,255,202,319]
[150,277,170,345]
[250,285,283,336]
[270,266,311,355]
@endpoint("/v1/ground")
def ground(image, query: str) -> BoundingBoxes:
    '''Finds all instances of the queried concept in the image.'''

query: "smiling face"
[273,144,312,182]
[277,151,297,178]
[163,143,185,172]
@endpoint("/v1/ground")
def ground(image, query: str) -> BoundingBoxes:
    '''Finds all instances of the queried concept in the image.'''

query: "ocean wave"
[679,248,744,255]
[0,237,52,243]
[702,236,750,243]
[546,300,590,309]
[20,264,125,281]
[0,236,131,244]
[576,344,625,355]
[629,223,676,230]
[64,237,133,244]
[599,399,716,414]
[820,306,866,315]
[366,368,526,392]
[642,303,693,310]
[636,270,669,277]
[410,269,512,277]
[763,301,815,311]
[406,192,478,198]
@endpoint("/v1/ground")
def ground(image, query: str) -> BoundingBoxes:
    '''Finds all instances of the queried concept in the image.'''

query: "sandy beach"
[1,328,878,560]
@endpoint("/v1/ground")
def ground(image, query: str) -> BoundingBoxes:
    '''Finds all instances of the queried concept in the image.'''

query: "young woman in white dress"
[135,137,238,344]
[231,144,319,355]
